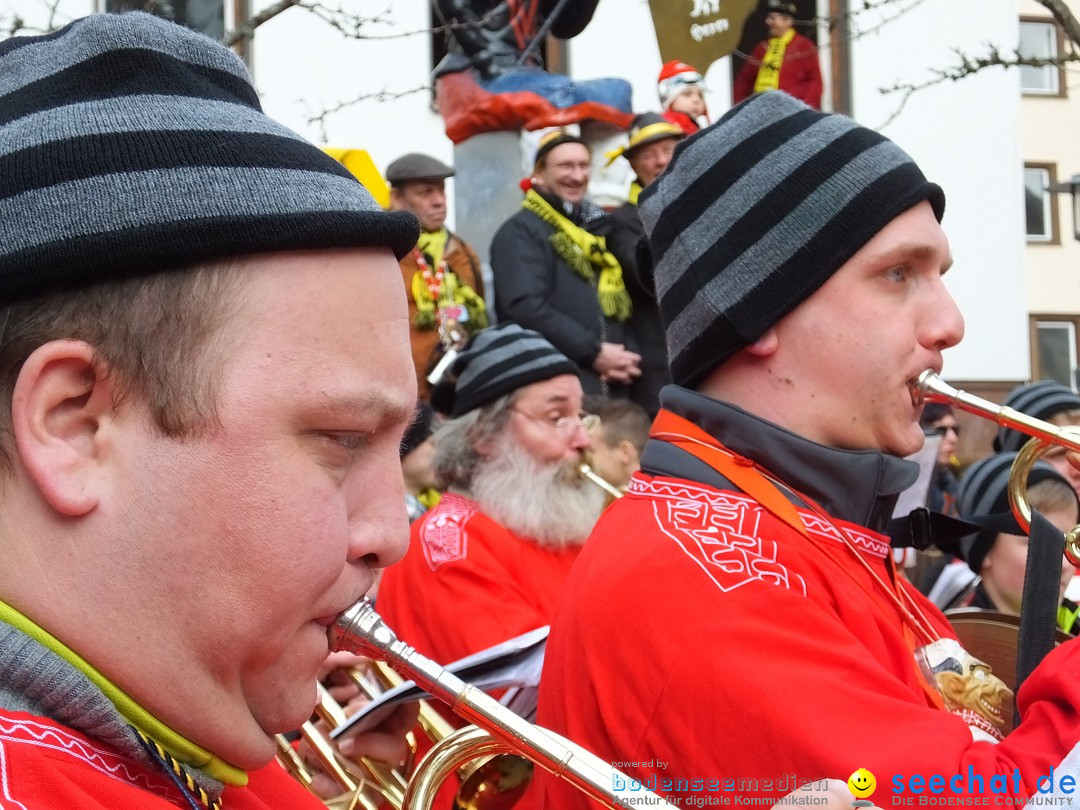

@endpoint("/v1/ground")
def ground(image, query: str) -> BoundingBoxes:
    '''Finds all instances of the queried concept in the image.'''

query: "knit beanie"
[657,61,704,111]
[430,323,578,418]
[993,381,1080,453]
[0,13,418,303]
[956,452,1076,573]
[639,91,945,389]
[400,402,435,459]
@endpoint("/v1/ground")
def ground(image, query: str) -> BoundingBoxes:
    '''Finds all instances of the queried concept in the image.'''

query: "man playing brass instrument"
[0,13,420,808]
[377,322,607,666]
[536,92,1080,808]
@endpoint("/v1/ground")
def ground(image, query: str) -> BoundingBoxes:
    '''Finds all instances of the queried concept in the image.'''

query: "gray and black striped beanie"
[0,12,418,302]
[956,451,1075,573]
[639,91,945,389]
[994,380,1080,452]
[431,323,578,418]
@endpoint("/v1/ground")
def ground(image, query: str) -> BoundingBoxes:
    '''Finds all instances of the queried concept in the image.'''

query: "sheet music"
[330,625,549,740]
[893,434,943,519]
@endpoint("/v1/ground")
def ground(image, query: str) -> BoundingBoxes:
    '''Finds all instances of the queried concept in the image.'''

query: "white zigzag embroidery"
[631,478,808,596]
[0,715,176,800]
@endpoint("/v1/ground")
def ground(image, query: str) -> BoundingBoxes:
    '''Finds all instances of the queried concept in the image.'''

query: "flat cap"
[386,153,455,185]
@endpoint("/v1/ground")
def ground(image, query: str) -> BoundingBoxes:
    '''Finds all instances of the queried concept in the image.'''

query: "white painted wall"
[849,0,1028,383]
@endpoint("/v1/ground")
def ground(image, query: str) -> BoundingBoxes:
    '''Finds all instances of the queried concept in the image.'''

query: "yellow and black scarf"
[410,229,488,332]
[521,189,631,322]
[754,28,796,94]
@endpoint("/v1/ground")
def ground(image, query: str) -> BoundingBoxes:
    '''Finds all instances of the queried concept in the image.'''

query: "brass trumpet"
[912,370,1080,564]
[579,462,624,500]
[330,598,678,810]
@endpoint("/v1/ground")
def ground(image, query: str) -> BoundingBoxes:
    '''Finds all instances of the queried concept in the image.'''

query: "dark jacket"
[490,198,634,396]
[593,200,671,415]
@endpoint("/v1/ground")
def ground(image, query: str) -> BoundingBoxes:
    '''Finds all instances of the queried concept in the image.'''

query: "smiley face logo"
[848,768,876,799]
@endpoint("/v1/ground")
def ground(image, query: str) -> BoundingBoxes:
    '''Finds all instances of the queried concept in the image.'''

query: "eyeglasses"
[512,409,600,435]
[924,424,961,438]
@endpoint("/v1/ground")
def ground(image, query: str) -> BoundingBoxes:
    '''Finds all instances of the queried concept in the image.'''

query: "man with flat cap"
[0,12,419,808]
[535,92,1080,807]
[386,152,487,399]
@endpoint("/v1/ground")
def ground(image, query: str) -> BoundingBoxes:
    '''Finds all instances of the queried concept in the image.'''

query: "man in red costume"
[377,322,606,666]
[535,91,1080,808]
[733,0,822,108]
[0,12,418,808]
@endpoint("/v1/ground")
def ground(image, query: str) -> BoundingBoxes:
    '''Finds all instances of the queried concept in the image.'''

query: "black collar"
[641,385,919,533]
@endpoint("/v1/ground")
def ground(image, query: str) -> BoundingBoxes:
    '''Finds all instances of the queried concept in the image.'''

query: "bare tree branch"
[879,45,1080,100]
[222,0,300,46]
[304,83,431,140]
[1035,0,1080,53]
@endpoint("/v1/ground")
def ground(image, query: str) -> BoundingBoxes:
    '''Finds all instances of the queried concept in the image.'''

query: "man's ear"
[616,439,637,468]
[744,328,779,358]
[388,187,404,212]
[11,340,119,516]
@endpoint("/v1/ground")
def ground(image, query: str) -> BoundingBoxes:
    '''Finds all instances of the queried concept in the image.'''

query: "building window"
[103,0,225,41]
[1019,19,1066,97]
[1033,318,1079,390]
[1025,163,1059,244]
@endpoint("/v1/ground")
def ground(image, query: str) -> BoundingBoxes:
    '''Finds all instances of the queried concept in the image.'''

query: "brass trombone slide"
[330,599,678,810]
[912,370,1080,564]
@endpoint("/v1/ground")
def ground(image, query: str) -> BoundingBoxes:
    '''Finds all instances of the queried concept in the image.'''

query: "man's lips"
[315,614,340,627]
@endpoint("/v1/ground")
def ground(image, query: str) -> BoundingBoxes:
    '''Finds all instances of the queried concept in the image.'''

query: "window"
[1025,164,1059,244]
[1033,319,1079,390]
[1019,19,1065,97]
[103,0,225,41]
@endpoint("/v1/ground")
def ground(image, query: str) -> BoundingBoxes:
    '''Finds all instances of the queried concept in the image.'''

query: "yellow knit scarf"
[410,228,488,332]
[0,598,246,787]
[754,28,796,94]
[521,189,632,322]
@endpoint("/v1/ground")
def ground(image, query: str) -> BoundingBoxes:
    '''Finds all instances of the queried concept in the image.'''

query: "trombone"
[330,598,678,810]
[912,370,1080,564]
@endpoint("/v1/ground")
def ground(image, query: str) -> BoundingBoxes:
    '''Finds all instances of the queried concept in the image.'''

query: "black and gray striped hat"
[956,451,1075,573]
[0,12,418,302]
[639,91,945,389]
[431,323,578,418]
[994,381,1080,453]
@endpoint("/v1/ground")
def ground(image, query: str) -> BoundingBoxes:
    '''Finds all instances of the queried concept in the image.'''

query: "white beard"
[469,434,607,550]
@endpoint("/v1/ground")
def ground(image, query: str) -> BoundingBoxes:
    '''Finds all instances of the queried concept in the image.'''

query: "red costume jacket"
[733,33,823,109]
[534,391,1080,808]
[377,492,583,666]
[0,709,323,809]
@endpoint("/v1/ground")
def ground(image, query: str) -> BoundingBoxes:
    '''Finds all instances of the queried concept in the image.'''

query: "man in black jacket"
[491,129,643,398]
[595,112,685,414]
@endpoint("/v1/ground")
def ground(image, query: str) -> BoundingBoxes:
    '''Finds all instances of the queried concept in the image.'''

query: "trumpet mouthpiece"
[329,598,396,658]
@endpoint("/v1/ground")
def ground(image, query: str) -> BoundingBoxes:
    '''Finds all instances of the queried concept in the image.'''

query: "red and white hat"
[657,60,704,110]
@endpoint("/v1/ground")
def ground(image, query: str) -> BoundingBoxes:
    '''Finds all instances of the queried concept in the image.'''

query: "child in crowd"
[657,60,710,135]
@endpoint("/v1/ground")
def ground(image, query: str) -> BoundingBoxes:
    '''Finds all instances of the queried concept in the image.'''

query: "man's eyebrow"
[878,243,954,272]
[538,393,572,406]
[310,392,415,424]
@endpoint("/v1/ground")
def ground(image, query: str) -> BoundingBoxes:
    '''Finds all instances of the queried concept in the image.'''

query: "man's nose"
[922,282,965,352]
[348,463,410,570]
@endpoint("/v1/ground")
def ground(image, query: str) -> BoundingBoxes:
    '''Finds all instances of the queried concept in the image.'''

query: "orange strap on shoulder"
[650,409,809,539]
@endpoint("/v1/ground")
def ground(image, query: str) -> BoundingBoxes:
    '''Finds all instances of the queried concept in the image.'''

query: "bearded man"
[376,323,606,665]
